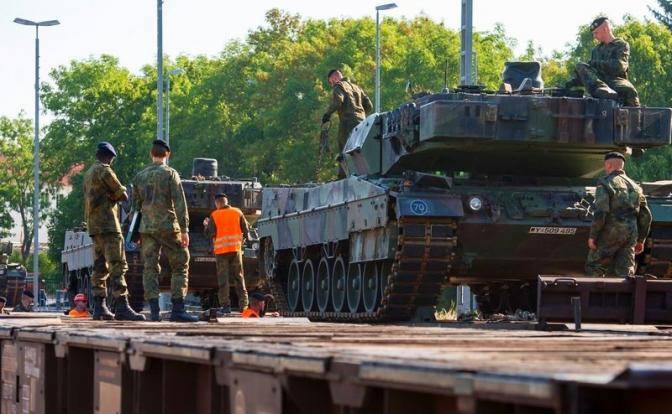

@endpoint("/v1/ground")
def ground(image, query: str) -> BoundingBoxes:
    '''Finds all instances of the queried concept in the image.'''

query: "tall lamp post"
[165,68,184,148]
[375,3,397,113]
[13,17,60,305]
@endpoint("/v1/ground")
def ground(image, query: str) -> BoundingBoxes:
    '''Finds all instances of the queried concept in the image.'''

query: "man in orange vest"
[204,193,251,315]
[242,292,278,318]
[68,294,91,318]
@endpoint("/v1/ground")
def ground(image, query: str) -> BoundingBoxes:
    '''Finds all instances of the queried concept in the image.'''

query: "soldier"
[203,192,250,315]
[83,142,145,321]
[133,140,197,322]
[586,152,652,277]
[322,69,373,152]
[13,290,34,312]
[566,17,640,106]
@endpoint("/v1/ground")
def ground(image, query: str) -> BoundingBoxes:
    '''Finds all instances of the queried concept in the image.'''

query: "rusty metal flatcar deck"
[0,315,670,413]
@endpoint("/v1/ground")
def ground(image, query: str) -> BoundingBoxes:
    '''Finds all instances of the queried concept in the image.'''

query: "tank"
[257,62,672,321]
[124,160,263,310]
[0,241,27,306]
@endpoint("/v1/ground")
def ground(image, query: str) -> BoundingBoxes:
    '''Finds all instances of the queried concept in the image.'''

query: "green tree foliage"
[0,115,52,260]
[650,0,672,31]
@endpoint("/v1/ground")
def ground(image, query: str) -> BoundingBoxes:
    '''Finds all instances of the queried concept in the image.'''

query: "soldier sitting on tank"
[565,17,640,106]
[322,69,373,154]
[586,152,652,278]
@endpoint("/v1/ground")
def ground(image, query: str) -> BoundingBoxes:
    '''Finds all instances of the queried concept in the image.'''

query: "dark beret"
[249,291,268,302]
[152,139,171,152]
[590,17,608,31]
[97,141,117,157]
[215,192,228,199]
[22,290,34,298]
[604,151,625,161]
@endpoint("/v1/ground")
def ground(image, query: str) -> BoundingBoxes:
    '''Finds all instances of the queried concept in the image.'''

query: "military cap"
[249,291,273,302]
[22,290,34,299]
[590,17,608,31]
[152,139,171,152]
[215,192,228,199]
[97,141,117,157]
[604,151,625,161]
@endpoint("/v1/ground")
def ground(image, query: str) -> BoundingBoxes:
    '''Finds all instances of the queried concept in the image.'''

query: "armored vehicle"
[257,62,672,321]
[124,158,262,310]
[0,241,27,306]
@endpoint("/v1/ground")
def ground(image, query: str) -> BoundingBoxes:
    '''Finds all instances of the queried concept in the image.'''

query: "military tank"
[124,158,263,311]
[0,241,27,306]
[257,62,672,321]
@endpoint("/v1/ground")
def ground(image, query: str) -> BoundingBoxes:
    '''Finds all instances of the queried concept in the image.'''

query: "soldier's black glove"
[321,113,330,124]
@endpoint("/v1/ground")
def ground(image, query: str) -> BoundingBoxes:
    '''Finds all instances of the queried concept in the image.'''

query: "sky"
[1,0,655,120]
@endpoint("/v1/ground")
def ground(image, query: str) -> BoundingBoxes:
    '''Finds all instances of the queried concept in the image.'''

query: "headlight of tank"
[468,196,483,211]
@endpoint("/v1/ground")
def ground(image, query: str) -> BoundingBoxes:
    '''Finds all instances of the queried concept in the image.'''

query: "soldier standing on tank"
[566,17,640,106]
[322,69,373,152]
[585,152,652,277]
[83,142,145,321]
[203,192,251,315]
[133,140,197,322]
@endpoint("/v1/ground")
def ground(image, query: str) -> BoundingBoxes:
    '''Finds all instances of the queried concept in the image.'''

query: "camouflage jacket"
[589,38,630,80]
[590,170,652,242]
[325,78,373,123]
[132,162,189,234]
[83,161,127,236]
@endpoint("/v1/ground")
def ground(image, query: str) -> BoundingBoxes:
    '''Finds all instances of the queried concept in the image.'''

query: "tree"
[650,0,672,31]
[0,115,53,261]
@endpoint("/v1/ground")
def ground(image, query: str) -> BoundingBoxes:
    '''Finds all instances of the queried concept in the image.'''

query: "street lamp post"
[375,3,397,113]
[13,17,60,305]
[165,68,184,148]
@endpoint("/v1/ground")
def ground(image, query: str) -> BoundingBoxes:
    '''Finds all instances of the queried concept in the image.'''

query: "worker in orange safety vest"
[204,192,251,316]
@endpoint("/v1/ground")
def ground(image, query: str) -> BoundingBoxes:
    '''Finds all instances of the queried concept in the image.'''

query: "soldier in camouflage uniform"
[83,142,145,321]
[132,140,197,322]
[322,69,373,152]
[567,17,640,106]
[586,151,652,277]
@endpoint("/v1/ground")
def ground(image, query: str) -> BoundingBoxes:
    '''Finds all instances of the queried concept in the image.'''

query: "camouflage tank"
[0,241,27,306]
[124,158,263,310]
[257,62,672,321]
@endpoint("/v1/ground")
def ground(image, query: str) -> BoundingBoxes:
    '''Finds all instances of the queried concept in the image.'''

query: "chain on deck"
[269,217,457,322]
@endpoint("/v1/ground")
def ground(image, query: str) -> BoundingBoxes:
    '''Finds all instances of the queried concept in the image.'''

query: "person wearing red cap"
[68,294,91,318]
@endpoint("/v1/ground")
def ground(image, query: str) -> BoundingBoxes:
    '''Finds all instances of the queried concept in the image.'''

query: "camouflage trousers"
[585,224,638,278]
[337,117,364,150]
[216,251,248,309]
[574,62,640,106]
[91,233,129,298]
[141,232,190,301]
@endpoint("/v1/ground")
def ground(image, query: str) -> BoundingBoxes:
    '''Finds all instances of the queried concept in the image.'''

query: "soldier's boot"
[216,305,232,317]
[114,296,146,321]
[591,85,618,100]
[169,298,198,323]
[92,296,115,321]
[149,298,161,322]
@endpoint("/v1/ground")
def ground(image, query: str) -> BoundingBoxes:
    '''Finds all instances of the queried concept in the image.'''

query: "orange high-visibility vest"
[212,207,244,254]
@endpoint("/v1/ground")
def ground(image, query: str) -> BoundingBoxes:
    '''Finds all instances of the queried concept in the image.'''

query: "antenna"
[442,59,449,93]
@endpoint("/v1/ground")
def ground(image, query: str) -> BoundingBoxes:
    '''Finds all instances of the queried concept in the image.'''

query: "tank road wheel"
[316,257,331,313]
[331,257,347,312]
[287,260,301,312]
[362,262,379,313]
[301,259,316,312]
[379,261,391,303]
[261,238,276,279]
[346,263,362,313]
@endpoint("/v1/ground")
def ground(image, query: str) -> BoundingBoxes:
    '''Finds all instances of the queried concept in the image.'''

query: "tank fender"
[396,196,464,218]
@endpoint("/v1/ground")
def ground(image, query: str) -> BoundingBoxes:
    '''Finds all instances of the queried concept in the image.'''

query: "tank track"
[642,223,672,278]
[268,217,457,322]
